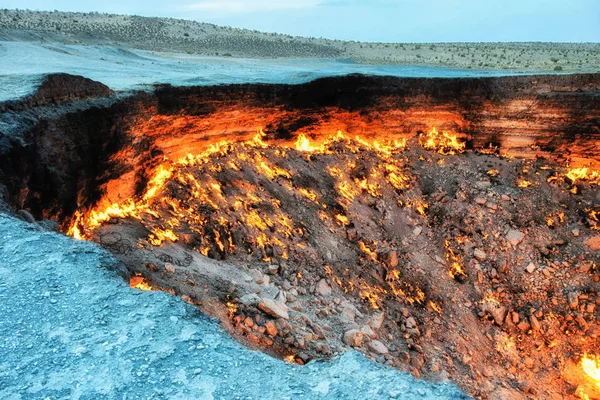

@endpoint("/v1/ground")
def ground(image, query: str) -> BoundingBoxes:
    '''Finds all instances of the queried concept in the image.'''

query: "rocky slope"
[0,213,467,399]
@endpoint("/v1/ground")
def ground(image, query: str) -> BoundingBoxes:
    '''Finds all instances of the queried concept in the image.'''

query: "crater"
[1,73,599,399]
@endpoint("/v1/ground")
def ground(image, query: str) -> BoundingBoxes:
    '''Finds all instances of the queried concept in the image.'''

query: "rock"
[405,317,417,329]
[249,269,265,284]
[164,263,176,273]
[259,298,289,320]
[384,250,399,268]
[239,293,260,306]
[361,325,375,338]
[346,227,358,241]
[501,194,511,201]
[525,262,536,273]
[339,306,356,323]
[571,228,580,237]
[343,329,364,347]
[38,220,60,232]
[517,321,531,331]
[368,340,388,354]
[413,226,422,236]
[529,315,541,331]
[369,312,385,330]
[275,290,287,303]
[264,321,278,336]
[518,380,532,393]
[266,264,279,275]
[17,209,36,223]
[475,197,487,205]
[511,312,520,324]
[482,302,508,326]
[473,248,487,261]
[584,236,600,251]
[568,292,579,309]
[316,279,332,297]
[506,229,525,245]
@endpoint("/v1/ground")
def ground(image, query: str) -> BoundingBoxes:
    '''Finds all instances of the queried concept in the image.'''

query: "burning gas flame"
[419,127,465,155]
[582,354,600,387]
[518,179,533,188]
[566,167,600,185]
[295,133,322,152]
[129,275,152,291]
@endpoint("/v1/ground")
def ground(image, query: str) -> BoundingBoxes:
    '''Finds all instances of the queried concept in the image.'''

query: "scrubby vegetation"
[1,9,599,72]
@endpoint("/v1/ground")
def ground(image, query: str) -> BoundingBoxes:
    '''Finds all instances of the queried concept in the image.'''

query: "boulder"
[343,329,364,347]
[584,236,600,251]
[506,229,525,245]
[369,340,389,354]
[259,298,289,320]
[316,279,332,297]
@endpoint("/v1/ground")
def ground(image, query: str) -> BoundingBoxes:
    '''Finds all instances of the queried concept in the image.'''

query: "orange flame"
[129,275,152,291]
[419,127,465,155]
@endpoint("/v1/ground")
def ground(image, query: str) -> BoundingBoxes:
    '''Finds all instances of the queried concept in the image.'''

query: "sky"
[3,0,600,42]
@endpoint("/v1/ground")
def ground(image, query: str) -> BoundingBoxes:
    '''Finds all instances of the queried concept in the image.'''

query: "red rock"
[584,236,600,251]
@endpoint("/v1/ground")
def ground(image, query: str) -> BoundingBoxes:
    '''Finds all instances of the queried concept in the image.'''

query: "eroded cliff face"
[1,73,599,400]
[1,73,598,223]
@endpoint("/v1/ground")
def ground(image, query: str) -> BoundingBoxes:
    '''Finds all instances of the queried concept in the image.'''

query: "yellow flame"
[566,167,600,185]
[295,133,322,152]
[518,179,533,188]
[583,354,600,387]
[419,127,465,155]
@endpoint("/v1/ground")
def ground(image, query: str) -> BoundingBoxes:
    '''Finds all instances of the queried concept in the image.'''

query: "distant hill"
[1,9,599,72]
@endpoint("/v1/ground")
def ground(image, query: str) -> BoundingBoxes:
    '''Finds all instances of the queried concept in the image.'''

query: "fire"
[359,241,379,262]
[295,133,322,152]
[518,179,533,188]
[582,354,600,387]
[129,275,152,290]
[285,354,296,363]
[226,301,238,318]
[566,167,600,185]
[419,127,465,155]
[66,127,432,314]
[148,227,178,246]
[444,239,468,281]
[335,214,349,226]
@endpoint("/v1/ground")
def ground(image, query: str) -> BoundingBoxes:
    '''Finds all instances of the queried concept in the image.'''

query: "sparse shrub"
[554,65,563,71]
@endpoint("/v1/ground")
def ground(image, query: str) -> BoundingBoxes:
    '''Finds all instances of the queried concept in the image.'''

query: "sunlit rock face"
[1,73,599,400]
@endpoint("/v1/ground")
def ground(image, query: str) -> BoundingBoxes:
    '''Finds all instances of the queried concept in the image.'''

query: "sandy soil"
[1,9,599,73]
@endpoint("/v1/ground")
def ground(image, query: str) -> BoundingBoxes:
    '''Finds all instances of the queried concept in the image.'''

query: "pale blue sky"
[4,0,600,42]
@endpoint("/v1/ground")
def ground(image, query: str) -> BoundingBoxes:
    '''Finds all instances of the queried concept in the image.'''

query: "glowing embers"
[419,127,465,155]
